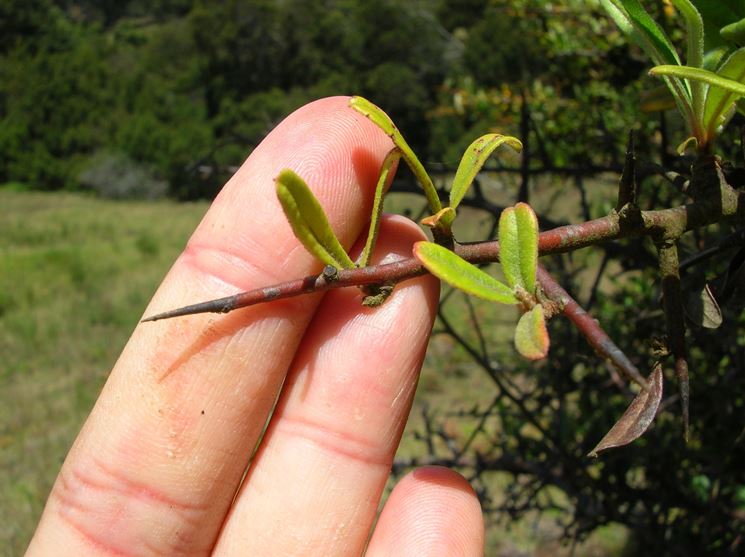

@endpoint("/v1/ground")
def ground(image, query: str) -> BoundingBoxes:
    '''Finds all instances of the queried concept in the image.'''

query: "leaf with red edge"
[514,305,549,360]
[588,364,664,457]
[420,207,455,230]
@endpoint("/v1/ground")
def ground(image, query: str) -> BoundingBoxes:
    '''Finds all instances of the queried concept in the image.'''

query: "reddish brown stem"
[142,194,745,323]
[535,266,649,391]
[141,217,619,323]
[141,258,425,322]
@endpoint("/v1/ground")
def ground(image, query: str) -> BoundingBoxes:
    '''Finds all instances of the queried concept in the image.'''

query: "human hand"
[26,97,484,556]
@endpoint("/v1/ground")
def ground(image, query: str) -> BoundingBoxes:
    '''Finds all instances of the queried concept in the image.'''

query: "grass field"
[0,189,208,554]
[0,187,626,556]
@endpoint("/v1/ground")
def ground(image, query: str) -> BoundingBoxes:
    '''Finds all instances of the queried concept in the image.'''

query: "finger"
[366,466,484,557]
[27,97,394,557]
[212,215,440,556]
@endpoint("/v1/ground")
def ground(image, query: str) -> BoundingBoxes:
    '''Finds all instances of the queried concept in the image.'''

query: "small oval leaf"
[449,134,522,210]
[413,241,517,304]
[498,203,539,291]
[498,206,521,288]
[588,364,664,457]
[350,96,441,213]
[514,304,549,360]
[514,203,538,291]
[276,169,355,269]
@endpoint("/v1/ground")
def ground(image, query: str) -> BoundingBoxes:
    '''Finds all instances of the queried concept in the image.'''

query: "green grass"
[1,188,628,556]
[0,189,208,554]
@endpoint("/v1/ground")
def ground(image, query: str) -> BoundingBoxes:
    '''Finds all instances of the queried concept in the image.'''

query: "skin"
[26,96,484,556]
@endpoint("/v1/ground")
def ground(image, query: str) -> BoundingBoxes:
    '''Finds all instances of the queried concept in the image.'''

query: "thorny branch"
[142,157,743,456]
[535,266,649,390]
[143,177,743,385]
[657,241,690,440]
[143,190,745,323]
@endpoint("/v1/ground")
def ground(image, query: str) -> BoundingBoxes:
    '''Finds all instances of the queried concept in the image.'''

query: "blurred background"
[1,1,744,555]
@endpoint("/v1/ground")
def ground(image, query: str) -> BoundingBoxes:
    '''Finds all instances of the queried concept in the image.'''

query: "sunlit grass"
[0,189,208,553]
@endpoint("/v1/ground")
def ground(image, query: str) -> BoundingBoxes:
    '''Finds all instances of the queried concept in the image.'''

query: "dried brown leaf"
[588,364,663,457]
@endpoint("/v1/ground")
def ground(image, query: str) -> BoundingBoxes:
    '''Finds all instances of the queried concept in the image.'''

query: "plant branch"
[535,266,649,390]
[657,241,690,441]
[142,191,745,323]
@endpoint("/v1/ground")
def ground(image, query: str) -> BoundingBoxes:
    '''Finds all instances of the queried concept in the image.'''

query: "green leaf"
[602,1,694,129]
[602,0,681,67]
[514,203,538,291]
[358,148,400,267]
[691,0,744,52]
[676,135,699,154]
[349,96,441,213]
[704,47,745,138]
[275,169,356,269]
[651,64,745,96]
[449,134,522,210]
[413,241,517,304]
[672,0,706,129]
[721,18,745,44]
[514,305,549,360]
[498,203,539,291]
[703,46,728,72]
[348,95,397,136]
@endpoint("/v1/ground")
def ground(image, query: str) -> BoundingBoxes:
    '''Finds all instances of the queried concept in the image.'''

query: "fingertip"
[367,466,484,557]
[366,214,426,266]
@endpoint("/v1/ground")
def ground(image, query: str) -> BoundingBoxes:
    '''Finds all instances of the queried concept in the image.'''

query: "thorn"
[140,295,238,322]
[616,130,637,210]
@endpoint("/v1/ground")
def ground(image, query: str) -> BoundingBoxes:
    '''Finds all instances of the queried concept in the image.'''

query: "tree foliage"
[1,0,649,198]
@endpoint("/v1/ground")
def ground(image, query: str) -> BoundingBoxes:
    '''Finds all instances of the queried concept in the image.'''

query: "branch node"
[361,283,395,306]
[536,266,649,391]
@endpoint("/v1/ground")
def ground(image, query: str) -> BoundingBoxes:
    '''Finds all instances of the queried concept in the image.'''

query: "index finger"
[27,97,395,557]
